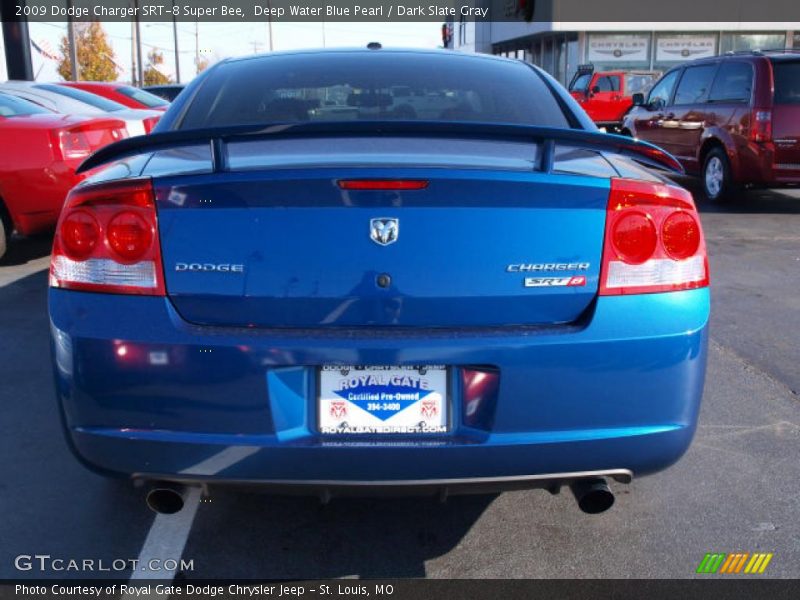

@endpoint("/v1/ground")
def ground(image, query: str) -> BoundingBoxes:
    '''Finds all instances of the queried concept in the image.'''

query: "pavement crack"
[709,337,799,399]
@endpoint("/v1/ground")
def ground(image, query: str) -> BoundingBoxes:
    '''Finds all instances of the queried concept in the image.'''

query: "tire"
[702,147,734,202]
[0,220,7,262]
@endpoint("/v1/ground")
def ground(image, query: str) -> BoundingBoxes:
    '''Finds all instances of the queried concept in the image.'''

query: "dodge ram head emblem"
[370,218,399,246]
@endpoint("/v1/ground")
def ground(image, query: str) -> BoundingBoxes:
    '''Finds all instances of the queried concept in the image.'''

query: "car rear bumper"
[50,288,709,486]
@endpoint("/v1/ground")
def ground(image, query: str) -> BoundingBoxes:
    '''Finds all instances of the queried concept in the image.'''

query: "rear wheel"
[0,216,8,261]
[702,147,734,202]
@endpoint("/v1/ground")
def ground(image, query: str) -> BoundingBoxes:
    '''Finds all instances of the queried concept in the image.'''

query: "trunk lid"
[152,139,610,328]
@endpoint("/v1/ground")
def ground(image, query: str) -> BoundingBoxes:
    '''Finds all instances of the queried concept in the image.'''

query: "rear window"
[772,60,800,104]
[178,52,570,130]
[36,84,127,112]
[0,93,50,116]
[117,86,169,108]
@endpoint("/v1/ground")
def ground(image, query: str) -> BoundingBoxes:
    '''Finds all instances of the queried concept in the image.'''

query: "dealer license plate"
[318,365,448,435]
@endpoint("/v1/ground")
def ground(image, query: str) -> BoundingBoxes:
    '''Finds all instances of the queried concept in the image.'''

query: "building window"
[793,33,800,49]
[720,32,786,53]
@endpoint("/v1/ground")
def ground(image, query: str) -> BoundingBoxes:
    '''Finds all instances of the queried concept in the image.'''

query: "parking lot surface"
[1,181,798,579]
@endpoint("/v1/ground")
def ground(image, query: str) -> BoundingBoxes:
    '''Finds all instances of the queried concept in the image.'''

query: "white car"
[0,81,160,136]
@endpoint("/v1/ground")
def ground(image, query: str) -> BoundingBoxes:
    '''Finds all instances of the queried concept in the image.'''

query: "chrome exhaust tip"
[570,477,615,514]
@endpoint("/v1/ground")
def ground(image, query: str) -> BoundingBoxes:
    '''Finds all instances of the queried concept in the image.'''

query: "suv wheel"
[702,148,733,201]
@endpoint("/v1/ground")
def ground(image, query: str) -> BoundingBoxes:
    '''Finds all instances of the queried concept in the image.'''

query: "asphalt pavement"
[1,182,798,579]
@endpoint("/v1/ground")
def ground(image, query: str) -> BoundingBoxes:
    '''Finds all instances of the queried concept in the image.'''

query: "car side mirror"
[632,93,645,106]
[648,97,666,112]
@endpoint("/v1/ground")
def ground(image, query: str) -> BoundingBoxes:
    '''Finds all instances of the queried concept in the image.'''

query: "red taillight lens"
[60,210,100,260]
[338,179,429,191]
[50,179,165,296]
[599,178,709,296]
[611,211,657,264]
[662,211,701,260]
[750,109,772,143]
[107,211,153,262]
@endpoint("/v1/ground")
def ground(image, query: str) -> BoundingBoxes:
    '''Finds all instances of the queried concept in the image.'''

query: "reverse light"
[599,178,709,295]
[338,179,429,191]
[50,179,165,295]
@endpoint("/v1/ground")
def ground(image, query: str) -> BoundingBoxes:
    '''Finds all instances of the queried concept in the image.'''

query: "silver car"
[0,81,160,137]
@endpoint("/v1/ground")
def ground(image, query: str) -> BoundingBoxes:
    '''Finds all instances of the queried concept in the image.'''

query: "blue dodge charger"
[48,48,709,514]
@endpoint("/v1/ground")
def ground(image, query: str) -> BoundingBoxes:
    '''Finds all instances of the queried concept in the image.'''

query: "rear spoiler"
[77,121,684,175]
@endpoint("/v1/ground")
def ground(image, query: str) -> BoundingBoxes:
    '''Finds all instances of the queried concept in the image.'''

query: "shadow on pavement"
[0,233,53,267]
[0,269,155,579]
[181,489,497,578]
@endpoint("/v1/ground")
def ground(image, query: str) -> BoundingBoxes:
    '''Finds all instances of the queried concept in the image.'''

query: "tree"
[143,48,173,86]
[58,22,119,82]
[195,56,210,75]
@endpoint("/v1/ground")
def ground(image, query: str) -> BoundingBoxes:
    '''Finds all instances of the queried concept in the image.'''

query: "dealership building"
[451,19,800,85]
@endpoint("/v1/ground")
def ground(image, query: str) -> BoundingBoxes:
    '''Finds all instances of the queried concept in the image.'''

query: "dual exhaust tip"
[145,477,616,515]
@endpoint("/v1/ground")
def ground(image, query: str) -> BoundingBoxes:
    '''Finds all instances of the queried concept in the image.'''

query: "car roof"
[63,81,125,88]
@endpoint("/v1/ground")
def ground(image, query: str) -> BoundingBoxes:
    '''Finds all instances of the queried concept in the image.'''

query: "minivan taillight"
[750,109,772,143]
[599,178,709,295]
[49,179,165,295]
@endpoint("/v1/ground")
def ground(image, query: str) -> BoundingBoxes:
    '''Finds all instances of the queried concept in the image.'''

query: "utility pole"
[194,22,199,73]
[0,4,34,80]
[267,0,273,51]
[134,0,143,86]
[130,6,136,84]
[171,0,180,83]
[66,0,78,80]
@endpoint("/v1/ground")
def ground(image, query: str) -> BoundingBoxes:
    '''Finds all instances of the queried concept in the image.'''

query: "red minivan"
[622,50,800,200]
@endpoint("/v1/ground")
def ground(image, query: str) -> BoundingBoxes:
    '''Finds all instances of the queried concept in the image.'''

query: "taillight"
[49,179,165,295]
[599,178,709,295]
[750,109,772,143]
[143,116,160,134]
[52,121,128,161]
[57,129,92,160]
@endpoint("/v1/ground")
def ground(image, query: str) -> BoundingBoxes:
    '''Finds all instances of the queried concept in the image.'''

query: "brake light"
[749,109,772,143]
[599,178,709,295]
[338,179,429,190]
[49,179,165,295]
[143,116,160,134]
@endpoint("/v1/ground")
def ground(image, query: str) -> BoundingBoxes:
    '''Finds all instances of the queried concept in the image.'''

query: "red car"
[0,93,127,259]
[569,65,661,130]
[623,50,800,200]
[60,82,170,112]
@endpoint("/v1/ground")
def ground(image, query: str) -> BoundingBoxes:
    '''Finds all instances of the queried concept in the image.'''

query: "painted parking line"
[123,446,259,594]
[125,486,202,593]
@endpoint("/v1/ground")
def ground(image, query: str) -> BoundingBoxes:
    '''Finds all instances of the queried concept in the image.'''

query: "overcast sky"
[27,21,443,83]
